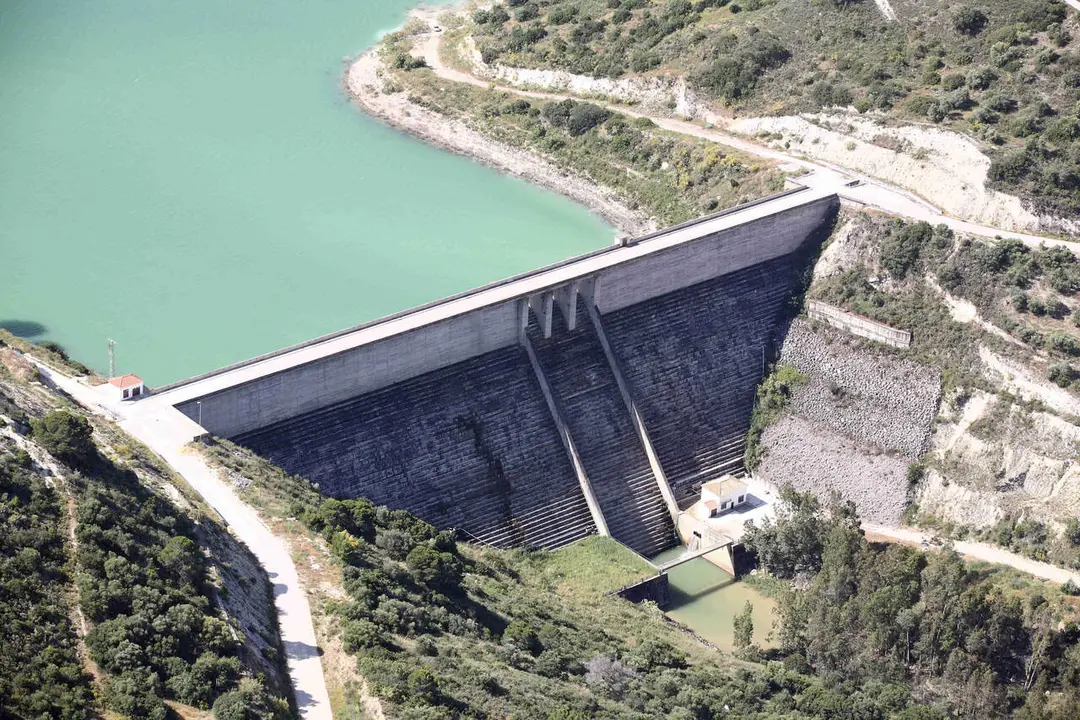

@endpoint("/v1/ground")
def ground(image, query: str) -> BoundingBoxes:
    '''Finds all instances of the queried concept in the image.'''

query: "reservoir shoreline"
[343,45,656,237]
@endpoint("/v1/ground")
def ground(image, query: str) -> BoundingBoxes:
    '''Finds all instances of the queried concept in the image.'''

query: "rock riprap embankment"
[755,321,943,525]
[779,320,942,458]
[757,416,910,525]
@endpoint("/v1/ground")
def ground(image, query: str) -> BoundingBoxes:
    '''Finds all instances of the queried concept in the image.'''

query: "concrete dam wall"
[162,188,839,556]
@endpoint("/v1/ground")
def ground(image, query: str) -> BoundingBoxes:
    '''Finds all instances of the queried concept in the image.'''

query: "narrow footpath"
[413,32,1077,250]
[30,361,333,720]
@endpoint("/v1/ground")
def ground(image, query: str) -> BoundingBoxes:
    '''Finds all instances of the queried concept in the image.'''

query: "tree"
[105,672,168,720]
[914,550,968,675]
[880,221,933,279]
[566,103,611,136]
[406,545,463,592]
[742,486,828,578]
[732,600,754,652]
[31,411,96,468]
[157,535,202,584]
[584,655,638,699]
[803,507,868,677]
[407,667,439,705]
[952,7,987,36]
[212,678,290,720]
[502,620,541,654]
[342,619,384,652]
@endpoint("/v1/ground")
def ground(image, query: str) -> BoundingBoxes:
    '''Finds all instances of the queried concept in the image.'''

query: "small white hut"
[104,374,145,401]
[700,476,748,517]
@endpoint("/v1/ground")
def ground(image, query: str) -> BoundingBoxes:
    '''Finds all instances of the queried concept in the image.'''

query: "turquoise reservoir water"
[0,0,610,384]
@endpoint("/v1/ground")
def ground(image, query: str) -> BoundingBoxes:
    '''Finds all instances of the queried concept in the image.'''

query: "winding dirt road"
[864,523,1080,586]
[414,32,1077,250]
[29,361,333,720]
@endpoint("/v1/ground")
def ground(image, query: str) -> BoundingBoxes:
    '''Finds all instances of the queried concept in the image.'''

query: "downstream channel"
[0,0,611,384]
[652,547,777,652]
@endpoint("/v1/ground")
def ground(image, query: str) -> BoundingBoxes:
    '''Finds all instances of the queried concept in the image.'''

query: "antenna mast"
[108,339,116,378]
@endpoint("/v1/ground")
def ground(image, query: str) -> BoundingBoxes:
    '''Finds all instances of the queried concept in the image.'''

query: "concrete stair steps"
[237,345,598,551]
[482,513,594,550]
[233,245,811,557]
[478,493,597,549]
[527,306,675,558]
[602,256,805,503]
[662,435,749,486]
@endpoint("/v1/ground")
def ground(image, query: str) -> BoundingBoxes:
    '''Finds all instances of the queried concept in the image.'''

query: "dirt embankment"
[343,48,655,237]
[730,114,1080,237]
[920,388,1080,529]
[464,35,709,121]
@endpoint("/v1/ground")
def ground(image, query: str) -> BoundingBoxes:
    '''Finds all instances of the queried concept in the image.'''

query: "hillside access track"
[864,523,1080,586]
[414,32,1078,252]
[27,360,334,720]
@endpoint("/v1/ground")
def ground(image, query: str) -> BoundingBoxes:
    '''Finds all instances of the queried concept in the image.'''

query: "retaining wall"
[807,300,911,348]
[615,574,671,607]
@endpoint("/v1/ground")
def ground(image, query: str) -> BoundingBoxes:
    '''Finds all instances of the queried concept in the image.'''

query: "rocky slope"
[756,210,1080,542]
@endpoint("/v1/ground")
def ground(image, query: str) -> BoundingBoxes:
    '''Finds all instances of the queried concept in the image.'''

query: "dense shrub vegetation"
[745,488,1080,718]
[18,410,289,719]
[470,0,1080,215]
[205,441,950,719]
[0,453,96,719]
[814,215,1080,391]
[72,456,282,717]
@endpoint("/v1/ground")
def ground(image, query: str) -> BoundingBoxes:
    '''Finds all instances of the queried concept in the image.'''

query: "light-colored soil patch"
[872,0,897,21]
[812,215,864,281]
[757,415,911,525]
[470,45,707,120]
[979,346,1080,416]
[921,389,1080,527]
[165,702,214,720]
[730,113,1077,236]
[344,46,654,236]
[916,468,1005,528]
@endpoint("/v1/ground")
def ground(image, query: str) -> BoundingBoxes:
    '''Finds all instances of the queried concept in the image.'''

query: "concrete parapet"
[807,300,911,348]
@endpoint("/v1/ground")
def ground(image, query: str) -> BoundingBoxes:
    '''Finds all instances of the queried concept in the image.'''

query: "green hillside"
[471,0,1080,216]
[205,437,1080,719]
[0,335,290,720]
